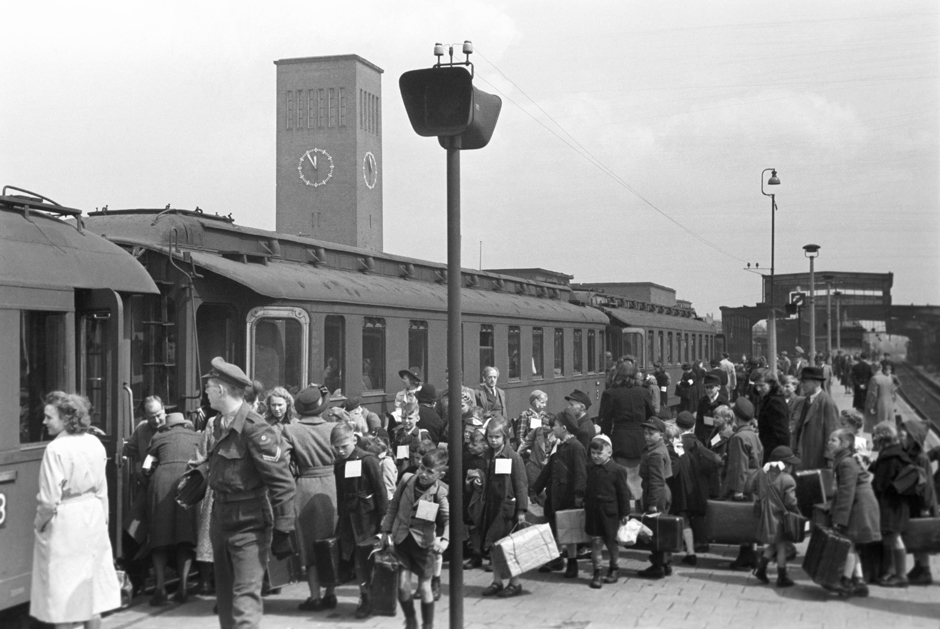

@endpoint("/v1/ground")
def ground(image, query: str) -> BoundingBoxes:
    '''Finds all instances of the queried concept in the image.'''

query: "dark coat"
[722,424,763,497]
[574,415,597,453]
[851,361,873,409]
[831,450,881,544]
[334,446,388,559]
[756,391,791,464]
[480,445,528,549]
[532,437,587,524]
[584,459,631,539]
[640,440,673,512]
[598,385,654,460]
[146,423,201,549]
[792,390,840,471]
[870,444,915,533]
[694,392,729,443]
[670,434,722,516]
[417,405,445,444]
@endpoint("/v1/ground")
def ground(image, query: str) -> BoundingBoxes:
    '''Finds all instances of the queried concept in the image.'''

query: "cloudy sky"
[2,1,936,319]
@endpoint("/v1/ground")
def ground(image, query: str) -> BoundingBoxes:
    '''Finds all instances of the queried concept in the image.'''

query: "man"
[851,352,873,412]
[864,361,894,433]
[778,351,791,378]
[790,347,807,379]
[415,384,445,444]
[196,357,296,629]
[475,366,507,417]
[123,395,167,483]
[694,374,728,444]
[565,389,596,452]
[791,366,841,471]
[719,353,737,401]
[653,362,671,410]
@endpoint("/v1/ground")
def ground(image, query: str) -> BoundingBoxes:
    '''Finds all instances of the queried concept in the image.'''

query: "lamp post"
[803,244,820,363]
[761,168,780,375]
[822,274,834,357]
[834,290,842,350]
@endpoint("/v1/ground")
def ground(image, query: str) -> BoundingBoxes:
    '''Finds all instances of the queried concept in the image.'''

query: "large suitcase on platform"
[902,517,940,554]
[312,537,354,586]
[795,470,826,518]
[634,513,684,552]
[370,548,399,617]
[802,526,851,587]
[491,523,559,578]
[555,509,592,545]
[267,531,305,588]
[705,500,760,544]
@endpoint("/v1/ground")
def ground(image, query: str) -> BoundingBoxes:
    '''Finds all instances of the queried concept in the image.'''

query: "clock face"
[362,151,378,190]
[298,148,334,188]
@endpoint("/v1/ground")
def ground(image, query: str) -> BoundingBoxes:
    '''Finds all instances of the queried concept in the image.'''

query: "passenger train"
[0,187,719,614]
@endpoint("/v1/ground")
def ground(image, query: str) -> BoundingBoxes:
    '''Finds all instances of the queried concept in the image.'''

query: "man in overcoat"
[792,367,841,471]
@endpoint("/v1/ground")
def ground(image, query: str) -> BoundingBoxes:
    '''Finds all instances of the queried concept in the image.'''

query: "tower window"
[308,89,316,128]
[286,91,294,129]
[339,87,346,127]
[318,89,325,128]
[328,88,335,127]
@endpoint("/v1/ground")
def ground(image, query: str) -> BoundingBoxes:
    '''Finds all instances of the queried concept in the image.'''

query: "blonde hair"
[44,391,93,434]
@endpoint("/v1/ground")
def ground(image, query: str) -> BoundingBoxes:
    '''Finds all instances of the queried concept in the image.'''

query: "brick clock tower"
[274,55,383,250]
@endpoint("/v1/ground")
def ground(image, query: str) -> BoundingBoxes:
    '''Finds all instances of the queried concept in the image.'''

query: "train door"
[246,306,309,393]
[76,288,131,557]
[621,327,646,367]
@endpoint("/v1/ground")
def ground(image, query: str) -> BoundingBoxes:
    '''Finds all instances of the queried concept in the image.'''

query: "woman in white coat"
[31,392,120,628]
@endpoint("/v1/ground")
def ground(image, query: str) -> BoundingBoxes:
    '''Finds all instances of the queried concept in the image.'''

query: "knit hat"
[732,398,755,422]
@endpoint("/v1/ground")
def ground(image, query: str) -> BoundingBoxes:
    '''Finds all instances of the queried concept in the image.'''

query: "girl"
[263,387,295,428]
[751,446,802,587]
[869,421,914,587]
[827,428,881,597]
[900,418,938,586]
[839,409,873,467]
[479,417,528,598]
[517,401,556,506]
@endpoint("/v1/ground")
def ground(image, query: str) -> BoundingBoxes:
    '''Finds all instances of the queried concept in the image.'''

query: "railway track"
[896,362,940,436]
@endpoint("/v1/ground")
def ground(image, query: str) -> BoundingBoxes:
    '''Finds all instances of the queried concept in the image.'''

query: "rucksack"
[892,462,928,497]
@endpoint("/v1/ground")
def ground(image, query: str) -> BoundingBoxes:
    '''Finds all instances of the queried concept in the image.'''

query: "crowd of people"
[30,349,939,629]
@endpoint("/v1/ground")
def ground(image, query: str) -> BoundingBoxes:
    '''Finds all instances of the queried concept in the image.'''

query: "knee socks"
[400,596,415,619]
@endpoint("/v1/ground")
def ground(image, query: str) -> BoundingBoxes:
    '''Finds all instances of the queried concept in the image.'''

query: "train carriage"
[0,189,159,614]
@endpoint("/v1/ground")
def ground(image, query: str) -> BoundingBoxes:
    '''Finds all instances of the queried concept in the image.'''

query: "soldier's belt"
[215,486,268,503]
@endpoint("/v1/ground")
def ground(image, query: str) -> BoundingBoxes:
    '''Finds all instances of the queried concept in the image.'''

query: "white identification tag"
[710,433,722,447]
[142,455,155,470]
[660,386,667,392]
[529,416,542,430]
[396,445,410,460]
[416,499,439,521]
[495,458,512,475]
[703,415,715,426]
[345,460,362,478]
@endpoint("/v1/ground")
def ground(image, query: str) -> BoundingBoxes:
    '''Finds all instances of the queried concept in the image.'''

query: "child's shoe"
[776,568,794,588]
[753,557,770,584]
[564,558,578,579]
[538,557,564,573]
[851,576,869,597]
[681,554,697,566]
[636,564,665,579]
[354,592,371,618]
[603,566,620,584]
[431,576,441,601]
[589,570,602,589]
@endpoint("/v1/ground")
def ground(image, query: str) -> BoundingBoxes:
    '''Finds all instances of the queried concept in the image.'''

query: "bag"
[267,530,305,588]
[491,523,559,578]
[370,548,400,617]
[633,513,684,552]
[781,511,808,543]
[802,526,851,587]
[313,537,352,586]
[616,518,652,545]
[892,463,927,497]
[901,517,940,553]
[555,509,592,545]
[115,569,133,609]
[706,500,761,544]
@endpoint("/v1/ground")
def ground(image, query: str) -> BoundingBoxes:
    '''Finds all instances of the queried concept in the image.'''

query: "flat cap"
[202,356,252,388]
[704,374,721,387]
[554,409,581,435]
[564,389,592,410]
[641,417,666,433]
[732,397,755,422]
[799,366,826,381]
[769,446,801,465]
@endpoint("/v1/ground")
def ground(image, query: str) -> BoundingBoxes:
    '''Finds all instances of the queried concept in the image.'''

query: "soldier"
[197,357,297,629]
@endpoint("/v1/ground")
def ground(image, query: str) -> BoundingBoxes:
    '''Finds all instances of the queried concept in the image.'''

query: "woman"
[145,412,201,605]
[31,392,120,628]
[598,361,655,500]
[264,386,296,429]
[750,369,791,465]
[280,385,338,611]
[396,367,423,410]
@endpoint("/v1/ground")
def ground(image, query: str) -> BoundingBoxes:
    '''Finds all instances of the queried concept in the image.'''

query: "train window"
[248,307,309,395]
[80,313,112,434]
[20,311,68,444]
[409,321,428,384]
[668,332,674,364]
[362,317,386,392]
[324,316,345,396]
[573,329,583,374]
[198,304,237,373]
[684,333,689,363]
[658,331,665,364]
[587,330,596,374]
[130,293,177,411]
[532,327,544,379]
[508,326,521,381]
[554,328,565,376]
[479,325,494,374]
[598,330,605,372]
[647,331,654,368]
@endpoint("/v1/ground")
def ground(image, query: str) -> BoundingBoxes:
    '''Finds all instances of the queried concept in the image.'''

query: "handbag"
[766,471,806,543]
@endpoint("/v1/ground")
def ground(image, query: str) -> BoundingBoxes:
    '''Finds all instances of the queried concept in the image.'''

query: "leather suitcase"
[705,500,760,544]
[811,503,832,528]
[266,531,305,587]
[634,513,684,552]
[802,526,850,587]
[370,548,399,617]
[857,541,885,583]
[313,537,345,586]
[901,517,940,554]
[795,470,826,518]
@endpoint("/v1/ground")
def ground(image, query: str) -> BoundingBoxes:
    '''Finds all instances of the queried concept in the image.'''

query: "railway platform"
[101,388,939,629]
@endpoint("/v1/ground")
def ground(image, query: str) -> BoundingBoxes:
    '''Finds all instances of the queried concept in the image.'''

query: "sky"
[2,1,937,319]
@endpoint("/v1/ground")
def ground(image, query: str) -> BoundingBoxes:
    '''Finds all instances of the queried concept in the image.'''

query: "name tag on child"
[660,386,667,392]
[710,433,722,447]
[142,455,155,470]
[529,416,542,430]
[396,445,410,460]
[495,458,512,475]
[345,460,362,478]
[703,415,715,426]
[416,500,439,521]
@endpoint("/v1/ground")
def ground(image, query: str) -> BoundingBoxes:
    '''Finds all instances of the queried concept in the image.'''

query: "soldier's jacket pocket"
[217,436,247,460]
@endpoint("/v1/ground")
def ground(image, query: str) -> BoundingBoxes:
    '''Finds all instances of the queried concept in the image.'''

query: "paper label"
[710,433,722,447]
[142,455,155,470]
[703,415,715,426]
[416,499,439,521]
[660,386,667,392]
[529,416,542,430]
[495,458,512,475]
[396,445,410,460]
[345,460,362,478]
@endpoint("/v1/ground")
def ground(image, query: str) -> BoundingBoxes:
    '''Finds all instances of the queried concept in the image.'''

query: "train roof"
[83,209,607,324]
[572,289,716,333]
[0,195,159,295]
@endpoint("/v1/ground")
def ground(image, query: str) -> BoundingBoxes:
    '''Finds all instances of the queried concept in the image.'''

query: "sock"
[421,601,434,627]
[682,528,695,555]
[400,596,415,619]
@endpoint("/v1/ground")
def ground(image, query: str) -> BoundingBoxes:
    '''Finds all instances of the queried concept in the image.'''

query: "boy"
[722,398,764,570]
[512,390,549,449]
[381,448,450,629]
[584,435,631,588]
[392,401,432,479]
[671,411,722,563]
[517,397,556,505]
[533,409,587,578]
[332,422,389,618]
[637,417,673,579]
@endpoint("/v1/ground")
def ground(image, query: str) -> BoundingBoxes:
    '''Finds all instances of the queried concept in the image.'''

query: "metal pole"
[444,137,464,629]
[826,280,832,356]
[835,292,842,350]
[768,194,777,377]
[808,256,816,363]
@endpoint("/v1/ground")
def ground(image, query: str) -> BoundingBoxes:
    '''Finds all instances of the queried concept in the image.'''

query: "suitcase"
[795,470,826,518]
[555,509,592,545]
[901,517,940,554]
[856,541,885,584]
[802,526,851,587]
[313,537,353,586]
[633,513,684,552]
[370,548,399,617]
[819,469,835,500]
[266,531,305,588]
[705,500,760,544]
[491,523,559,578]
[811,503,832,528]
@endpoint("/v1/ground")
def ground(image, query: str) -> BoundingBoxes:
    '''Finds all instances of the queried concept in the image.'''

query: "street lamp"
[803,244,820,363]
[822,274,834,357]
[834,290,842,350]
[762,168,780,375]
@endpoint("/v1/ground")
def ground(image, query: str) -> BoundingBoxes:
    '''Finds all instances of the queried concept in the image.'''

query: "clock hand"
[307,152,317,169]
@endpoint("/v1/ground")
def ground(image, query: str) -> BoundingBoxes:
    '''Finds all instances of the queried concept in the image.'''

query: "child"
[532,410,587,578]
[826,428,881,596]
[381,448,450,629]
[462,429,488,569]
[479,417,528,598]
[900,418,937,586]
[332,422,389,618]
[839,409,873,468]
[637,417,673,579]
[870,421,915,587]
[518,402,556,507]
[670,411,722,564]
[361,434,397,501]
[584,434,630,588]
[750,446,802,587]
[512,390,549,450]
[722,398,763,571]
[392,401,431,480]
